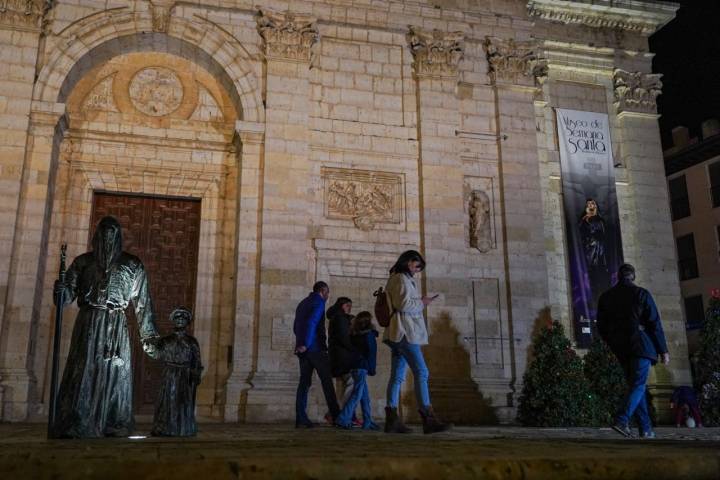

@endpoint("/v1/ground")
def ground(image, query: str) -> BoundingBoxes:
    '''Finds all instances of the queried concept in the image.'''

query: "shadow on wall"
[402,313,499,425]
[526,306,555,366]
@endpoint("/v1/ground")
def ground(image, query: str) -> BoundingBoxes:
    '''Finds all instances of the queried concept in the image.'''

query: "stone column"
[0,100,67,420]
[612,68,691,419]
[483,37,550,404]
[243,9,319,421]
[224,120,265,421]
[0,1,50,417]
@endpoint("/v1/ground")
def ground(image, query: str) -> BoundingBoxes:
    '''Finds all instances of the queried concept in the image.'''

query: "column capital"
[256,8,319,63]
[407,26,464,79]
[0,0,52,32]
[484,37,546,88]
[613,68,662,115]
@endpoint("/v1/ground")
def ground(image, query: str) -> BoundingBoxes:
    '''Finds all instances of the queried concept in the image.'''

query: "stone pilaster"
[243,9,319,422]
[406,26,483,423]
[0,101,66,421]
[483,37,550,405]
[224,120,265,421]
[613,69,691,418]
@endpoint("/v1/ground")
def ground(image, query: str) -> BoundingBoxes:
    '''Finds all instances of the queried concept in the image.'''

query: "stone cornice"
[613,68,662,114]
[484,37,546,87]
[0,0,53,32]
[256,7,319,63]
[527,0,678,36]
[407,26,464,78]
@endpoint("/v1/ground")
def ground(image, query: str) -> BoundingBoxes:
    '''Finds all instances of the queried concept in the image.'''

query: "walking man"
[597,263,670,439]
[294,281,341,428]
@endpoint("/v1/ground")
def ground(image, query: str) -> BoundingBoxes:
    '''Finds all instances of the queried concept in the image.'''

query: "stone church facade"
[0,0,687,423]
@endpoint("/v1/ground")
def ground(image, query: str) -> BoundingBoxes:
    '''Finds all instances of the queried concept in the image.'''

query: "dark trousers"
[295,350,340,423]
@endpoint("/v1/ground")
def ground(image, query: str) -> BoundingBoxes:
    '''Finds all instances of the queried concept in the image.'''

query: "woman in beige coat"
[383,250,450,434]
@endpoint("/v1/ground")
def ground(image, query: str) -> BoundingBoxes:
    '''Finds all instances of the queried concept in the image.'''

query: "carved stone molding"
[322,167,403,231]
[527,0,678,37]
[407,26,464,78]
[149,0,174,33]
[256,8,318,62]
[0,0,52,31]
[484,37,545,86]
[613,69,662,114]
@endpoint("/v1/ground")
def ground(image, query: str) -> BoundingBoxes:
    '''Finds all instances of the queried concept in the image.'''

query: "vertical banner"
[556,109,624,347]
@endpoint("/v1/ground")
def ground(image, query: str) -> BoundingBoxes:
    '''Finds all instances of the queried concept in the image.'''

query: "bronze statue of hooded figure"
[52,216,158,438]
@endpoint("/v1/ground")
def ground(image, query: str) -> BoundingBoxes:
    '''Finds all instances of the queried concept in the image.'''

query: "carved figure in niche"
[51,216,159,438]
[151,307,203,437]
[469,190,492,252]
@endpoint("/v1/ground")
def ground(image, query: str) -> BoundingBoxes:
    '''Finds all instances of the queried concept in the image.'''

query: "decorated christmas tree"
[695,289,720,426]
[583,336,626,426]
[517,320,598,426]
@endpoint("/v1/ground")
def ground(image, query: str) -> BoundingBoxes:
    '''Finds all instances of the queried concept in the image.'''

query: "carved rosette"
[323,167,402,231]
[407,26,464,78]
[0,0,52,30]
[484,37,546,87]
[613,69,662,114]
[256,8,319,62]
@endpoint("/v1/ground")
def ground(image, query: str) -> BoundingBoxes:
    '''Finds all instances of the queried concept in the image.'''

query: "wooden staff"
[47,244,67,438]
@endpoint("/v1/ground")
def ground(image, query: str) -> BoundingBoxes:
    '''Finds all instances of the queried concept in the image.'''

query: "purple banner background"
[556,109,624,348]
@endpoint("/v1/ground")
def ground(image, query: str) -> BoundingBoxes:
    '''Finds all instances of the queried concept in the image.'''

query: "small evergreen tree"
[517,320,598,426]
[583,336,625,426]
[695,289,720,426]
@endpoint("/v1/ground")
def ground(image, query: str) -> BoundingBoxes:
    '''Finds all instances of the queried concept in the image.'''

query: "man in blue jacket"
[597,263,670,439]
[293,281,340,428]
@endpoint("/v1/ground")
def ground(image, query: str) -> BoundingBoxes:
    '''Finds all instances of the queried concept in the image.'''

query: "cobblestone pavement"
[1,423,719,479]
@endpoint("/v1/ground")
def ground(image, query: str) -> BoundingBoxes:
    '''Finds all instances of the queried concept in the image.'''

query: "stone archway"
[0,4,266,420]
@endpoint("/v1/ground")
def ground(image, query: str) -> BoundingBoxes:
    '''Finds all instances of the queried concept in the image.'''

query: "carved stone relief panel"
[128,67,184,117]
[82,74,119,112]
[465,176,496,252]
[322,167,403,231]
[67,52,236,125]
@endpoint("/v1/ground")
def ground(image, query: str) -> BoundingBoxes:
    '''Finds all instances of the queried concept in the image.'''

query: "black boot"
[419,405,452,434]
[384,406,412,434]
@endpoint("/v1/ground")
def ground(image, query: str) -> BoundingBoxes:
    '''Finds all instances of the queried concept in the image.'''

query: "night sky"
[650,0,720,149]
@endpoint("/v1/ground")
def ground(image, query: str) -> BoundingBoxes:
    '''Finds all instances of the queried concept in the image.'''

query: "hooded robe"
[52,216,158,438]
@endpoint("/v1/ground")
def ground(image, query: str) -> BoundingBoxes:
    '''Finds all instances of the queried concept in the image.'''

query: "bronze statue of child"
[151,307,203,437]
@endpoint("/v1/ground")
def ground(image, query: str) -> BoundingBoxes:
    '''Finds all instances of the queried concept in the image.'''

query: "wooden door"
[90,191,201,413]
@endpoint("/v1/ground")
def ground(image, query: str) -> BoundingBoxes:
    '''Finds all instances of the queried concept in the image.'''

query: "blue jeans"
[336,369,373,428]
[616,357,652,434]
[295,351,340,424]
[385,339,430,408]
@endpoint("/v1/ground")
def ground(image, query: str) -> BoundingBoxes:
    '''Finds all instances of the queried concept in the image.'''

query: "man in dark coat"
[293,281,340,428]
[597,263,670,439]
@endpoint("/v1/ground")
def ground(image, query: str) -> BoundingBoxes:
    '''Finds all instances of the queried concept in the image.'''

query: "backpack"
[373,286,395,328]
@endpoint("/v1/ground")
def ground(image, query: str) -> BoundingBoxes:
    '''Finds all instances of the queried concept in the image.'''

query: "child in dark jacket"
[335,311,379,430]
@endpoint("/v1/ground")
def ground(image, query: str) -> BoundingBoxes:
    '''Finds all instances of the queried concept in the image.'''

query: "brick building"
[0,0,688,424]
